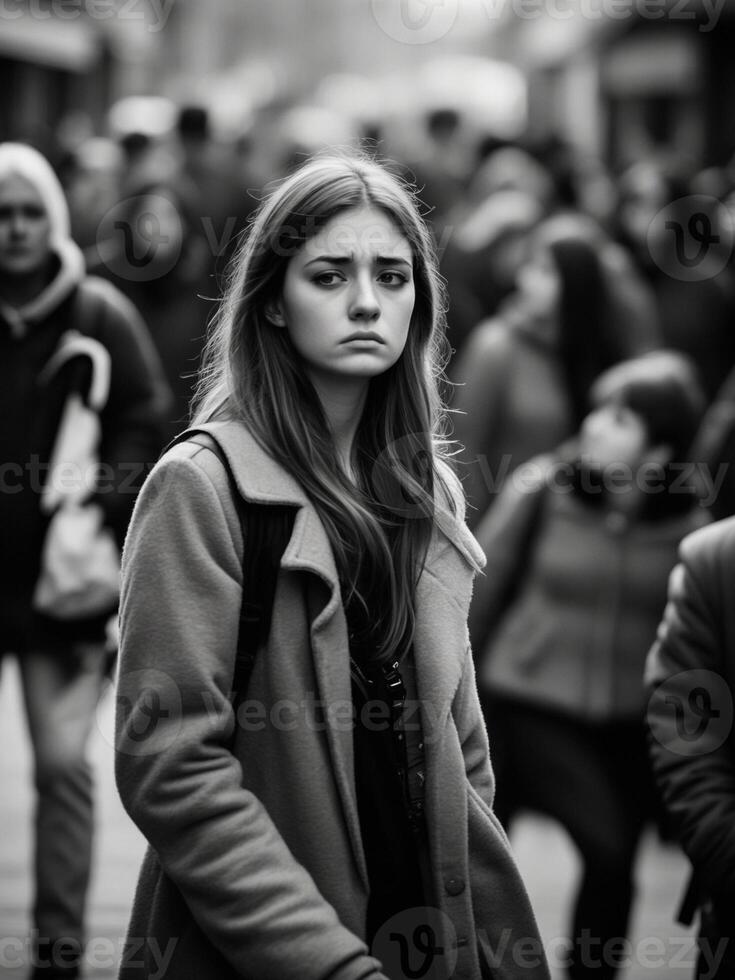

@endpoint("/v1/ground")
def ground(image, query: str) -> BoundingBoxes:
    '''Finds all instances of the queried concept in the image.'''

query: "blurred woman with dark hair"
[453,213,658,526]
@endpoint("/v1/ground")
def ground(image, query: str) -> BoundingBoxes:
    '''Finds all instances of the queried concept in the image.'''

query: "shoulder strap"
[183,432,294,711]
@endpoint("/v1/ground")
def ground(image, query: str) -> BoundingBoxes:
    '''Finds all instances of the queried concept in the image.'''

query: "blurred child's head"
[580,351,705,475]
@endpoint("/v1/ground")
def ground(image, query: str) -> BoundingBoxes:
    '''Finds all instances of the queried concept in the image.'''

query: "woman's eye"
[378,271,408,286]
[313,271,344,286]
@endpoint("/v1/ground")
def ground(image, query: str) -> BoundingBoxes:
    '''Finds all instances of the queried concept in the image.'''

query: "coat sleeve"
[645,531,735,905]
[115,449,388,980]
[452,642,497,813]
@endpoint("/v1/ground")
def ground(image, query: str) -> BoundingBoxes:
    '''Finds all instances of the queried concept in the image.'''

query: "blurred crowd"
[3,86,735,979]
[38,92,735,502]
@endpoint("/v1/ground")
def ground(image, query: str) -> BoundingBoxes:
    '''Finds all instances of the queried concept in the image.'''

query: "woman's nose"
[9,211,28,237]
[348,273,380,321]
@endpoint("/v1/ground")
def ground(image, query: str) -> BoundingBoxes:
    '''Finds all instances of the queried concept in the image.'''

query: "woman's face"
[578,400,650,474]
[0,174,52,278]
[275,205,416,391]
[515,244,560,318]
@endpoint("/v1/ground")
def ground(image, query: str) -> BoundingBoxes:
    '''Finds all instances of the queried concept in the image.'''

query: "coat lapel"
[181,421,369,887]
[280,501,370,888]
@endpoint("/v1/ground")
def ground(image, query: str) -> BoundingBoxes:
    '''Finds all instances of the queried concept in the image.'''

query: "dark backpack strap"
[173,431,294,712]
[235,499,294,708]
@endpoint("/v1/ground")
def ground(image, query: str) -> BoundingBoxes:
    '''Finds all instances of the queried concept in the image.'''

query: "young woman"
[452,213,658,527]
[115,154,549,980]
[469,351,710,979]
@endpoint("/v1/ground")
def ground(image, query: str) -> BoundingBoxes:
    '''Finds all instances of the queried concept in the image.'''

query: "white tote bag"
[33,331,121,620]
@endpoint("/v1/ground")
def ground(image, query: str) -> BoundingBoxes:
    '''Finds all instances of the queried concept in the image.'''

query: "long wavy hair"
[192,153,460,664]
[535,215,625,427]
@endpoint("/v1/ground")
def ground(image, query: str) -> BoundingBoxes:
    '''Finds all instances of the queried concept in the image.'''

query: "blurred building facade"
[3,0,733,173]
[492,0,735,170]
[0,0,162,151]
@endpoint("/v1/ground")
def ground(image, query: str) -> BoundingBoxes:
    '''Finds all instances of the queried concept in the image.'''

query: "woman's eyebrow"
[303,254,412,268]
[375,256,412,268]
[304,255,351,267]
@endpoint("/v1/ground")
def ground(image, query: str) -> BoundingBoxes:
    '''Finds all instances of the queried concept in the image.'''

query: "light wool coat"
[115,420,549,980]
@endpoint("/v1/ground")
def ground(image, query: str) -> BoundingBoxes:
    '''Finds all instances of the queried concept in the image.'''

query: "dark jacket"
[0,239,170,650]
[646,517,735,907]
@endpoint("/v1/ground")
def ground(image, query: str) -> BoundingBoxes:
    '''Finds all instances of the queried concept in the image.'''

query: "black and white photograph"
[1,1,735,978]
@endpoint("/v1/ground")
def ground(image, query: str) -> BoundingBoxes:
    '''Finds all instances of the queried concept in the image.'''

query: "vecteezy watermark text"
[112,677,455,757]
[465,454,729,510]
[0,0,175,32]
[0,932,177,980]
[480,929,730,978]
[486,0,725,32]
[0,457,155,497]
[369,0,725,46]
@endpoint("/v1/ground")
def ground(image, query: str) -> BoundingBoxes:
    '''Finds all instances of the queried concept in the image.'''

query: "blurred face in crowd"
[0,174,52,279]
[275,205,415,394]
[578,400,651,474]
[515,245,560,320]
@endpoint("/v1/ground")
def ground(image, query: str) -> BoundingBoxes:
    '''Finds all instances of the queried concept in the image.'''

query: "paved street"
[0,657,697,979]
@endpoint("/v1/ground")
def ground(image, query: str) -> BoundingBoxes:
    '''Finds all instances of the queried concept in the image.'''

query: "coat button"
[444,876,465,896]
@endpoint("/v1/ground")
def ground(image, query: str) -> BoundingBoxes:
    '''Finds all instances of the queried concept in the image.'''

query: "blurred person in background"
[463,145,557,217]
[688,360,735,521]
[409,107,472,234]
[441,140,625,369]
[89,125,213,443]
[469,351,709,979]
[616,158,735,403]
[0,142,169,978]
[452,213,656,526]
[441,189,544,368]
[646,518,735,979]
[441,144,556,369]
[174,104,244,276]
[64,137,124,253]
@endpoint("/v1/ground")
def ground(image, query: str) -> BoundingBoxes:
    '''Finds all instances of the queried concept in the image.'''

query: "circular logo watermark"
[371,907,458,980]
[370,0,459,45]
[95,194,183,283]
[648,668,733,757]
[647,195,734,283]
[112,667,184,756]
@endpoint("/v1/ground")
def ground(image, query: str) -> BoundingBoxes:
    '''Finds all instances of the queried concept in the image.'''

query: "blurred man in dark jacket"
[0,142,169,979]
[647,518,735,979]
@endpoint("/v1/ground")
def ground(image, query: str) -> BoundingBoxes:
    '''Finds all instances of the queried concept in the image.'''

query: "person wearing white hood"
[0,143,169,978]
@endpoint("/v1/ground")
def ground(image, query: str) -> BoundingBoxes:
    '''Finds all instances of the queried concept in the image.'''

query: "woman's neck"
[309,374,369,481]
[0,263,53,308]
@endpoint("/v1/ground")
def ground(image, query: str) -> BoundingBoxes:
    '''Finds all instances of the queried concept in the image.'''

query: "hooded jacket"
[115,421,550,980]
[0,144,170,649]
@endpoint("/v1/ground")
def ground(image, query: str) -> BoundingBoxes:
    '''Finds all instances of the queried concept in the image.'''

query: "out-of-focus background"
[3,1,735,978]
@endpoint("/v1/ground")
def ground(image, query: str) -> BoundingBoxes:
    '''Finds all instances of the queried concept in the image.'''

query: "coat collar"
[182,419,485,577]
